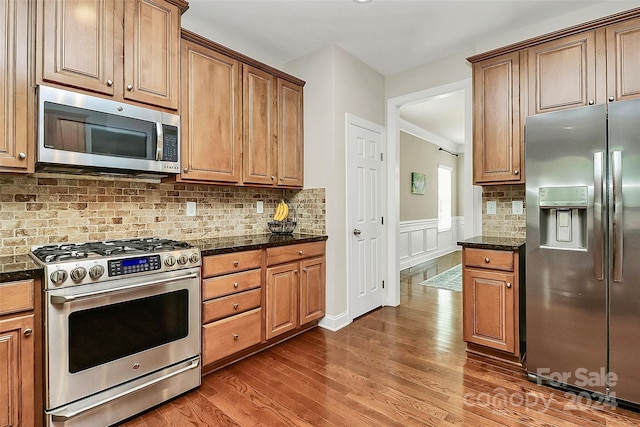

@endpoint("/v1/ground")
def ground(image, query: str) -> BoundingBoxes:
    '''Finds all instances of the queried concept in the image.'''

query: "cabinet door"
[0,0,33,172]
[299,257,325,325]
[180,40,242,183]
[463,268,515,354]
[39,0,115,95]
[528,31,599,113]
[277,79,304,187]
[265,263,298,339]
[0,314,34,427]
[473,52,522,184]
[124,0,180,109]
[243,65,277,185]
[606,17,640,102]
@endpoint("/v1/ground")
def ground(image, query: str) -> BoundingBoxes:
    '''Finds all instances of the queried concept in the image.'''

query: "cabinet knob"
[506,282,512,288]
[609,96,615,102]
[294,269,299,273]
[298,250,303,255]
[24,328,32,337]
[233,282,239,288]
[183,168,188,173]
[514,169,520,175]
[127,84,133,91]
[484,257,490,263]
[303,268,307,272]
[271,176,275,180]
[18,152,26,160]
[233,303,239,309]
[233,260,239,267]
[106,79,113,87]
[232,334,239,340]
[588,99,595,105]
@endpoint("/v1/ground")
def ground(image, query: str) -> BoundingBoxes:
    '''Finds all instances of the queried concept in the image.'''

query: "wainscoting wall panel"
[399,217,463,270]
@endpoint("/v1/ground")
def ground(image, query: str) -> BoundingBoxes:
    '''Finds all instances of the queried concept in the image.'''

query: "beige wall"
[0,175,325,256]
[286,45,385,320]
[399,132,458,221]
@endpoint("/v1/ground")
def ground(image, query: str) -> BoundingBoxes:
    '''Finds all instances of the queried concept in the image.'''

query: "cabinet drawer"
[464,248,514,271]
[0,279,34,316]
[202,269,261,300]
[203,289,261,323]
[202,250,262,277]
[202,308,262,364]
[266,241,325,266]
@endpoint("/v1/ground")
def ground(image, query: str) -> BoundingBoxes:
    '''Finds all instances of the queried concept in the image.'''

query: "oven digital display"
[122,257,148,267]
[108,255,161,276]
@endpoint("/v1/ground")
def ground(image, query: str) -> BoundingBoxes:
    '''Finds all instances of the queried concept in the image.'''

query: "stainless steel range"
[30,238,202,427]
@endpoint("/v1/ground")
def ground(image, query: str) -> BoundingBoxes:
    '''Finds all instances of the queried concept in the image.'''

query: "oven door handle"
[48,357,200,422]
[50,272,199,304]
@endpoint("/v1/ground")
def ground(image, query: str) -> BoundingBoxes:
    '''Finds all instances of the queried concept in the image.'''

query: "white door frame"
[346,113,386,321]
[385,78,481,307]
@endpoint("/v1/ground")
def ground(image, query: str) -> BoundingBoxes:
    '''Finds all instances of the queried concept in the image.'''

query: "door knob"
[353,229,361,236]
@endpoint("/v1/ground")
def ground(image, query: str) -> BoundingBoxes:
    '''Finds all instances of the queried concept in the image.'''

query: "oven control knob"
[89,265,105,279]
[189,253,200,264]
[177,254,189,265]
[50,270,68,285]
[70,267,87,282]
[164,255,176,267]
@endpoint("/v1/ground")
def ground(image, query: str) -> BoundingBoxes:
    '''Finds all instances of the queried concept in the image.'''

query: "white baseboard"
[399,217,463,270]
[318,311,350,332]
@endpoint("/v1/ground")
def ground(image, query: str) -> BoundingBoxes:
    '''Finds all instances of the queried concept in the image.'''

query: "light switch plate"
[487,201,497,215]
[186,201,196,217]
[256,201,264,214]
[512,200,523,215]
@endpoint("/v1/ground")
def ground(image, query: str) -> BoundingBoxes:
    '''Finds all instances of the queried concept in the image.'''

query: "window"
[438,165,452,230]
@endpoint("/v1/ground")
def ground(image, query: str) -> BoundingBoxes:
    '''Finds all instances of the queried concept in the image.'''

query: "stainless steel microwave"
[37,86,180,175]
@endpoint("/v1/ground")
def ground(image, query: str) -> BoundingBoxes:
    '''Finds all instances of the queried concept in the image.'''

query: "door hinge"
[382,280,385,289]
[380,152,384,161]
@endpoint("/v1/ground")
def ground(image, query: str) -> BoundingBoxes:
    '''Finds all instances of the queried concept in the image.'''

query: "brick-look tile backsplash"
[0,175,325,256]
[482,184,525,239]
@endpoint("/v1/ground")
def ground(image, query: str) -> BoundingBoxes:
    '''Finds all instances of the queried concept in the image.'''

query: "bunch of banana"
[273,200,289,222]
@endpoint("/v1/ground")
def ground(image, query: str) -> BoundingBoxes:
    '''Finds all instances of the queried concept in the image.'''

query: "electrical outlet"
[186,201,196,217]
[487,201,497,215]
[256,201,264,214]
[512,200,523,215]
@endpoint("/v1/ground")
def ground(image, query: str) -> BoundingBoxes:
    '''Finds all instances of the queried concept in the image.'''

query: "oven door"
[45,268,201,410]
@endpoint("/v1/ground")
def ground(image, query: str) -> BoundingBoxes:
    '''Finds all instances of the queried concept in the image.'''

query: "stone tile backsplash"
[482,184,525,239]
[0,174,325,256]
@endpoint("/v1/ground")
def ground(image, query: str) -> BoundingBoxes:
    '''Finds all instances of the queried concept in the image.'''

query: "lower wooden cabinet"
[462,247,523,362]
[0,278,37,427]
[203,308,262,363]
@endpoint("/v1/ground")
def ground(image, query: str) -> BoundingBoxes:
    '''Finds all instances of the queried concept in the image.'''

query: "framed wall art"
[411,172,426,194]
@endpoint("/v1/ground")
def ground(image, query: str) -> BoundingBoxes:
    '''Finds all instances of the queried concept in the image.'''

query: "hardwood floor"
[121,251,640,426]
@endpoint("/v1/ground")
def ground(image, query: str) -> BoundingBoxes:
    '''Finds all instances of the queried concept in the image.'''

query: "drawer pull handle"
[506,282,512,289]
[233,334,239,340]
[233,303,239,309]
[298,250,303,255]
[484,257,490,263]
[233,282,239,288]
[233,260,239,267]
[24,328,32,337]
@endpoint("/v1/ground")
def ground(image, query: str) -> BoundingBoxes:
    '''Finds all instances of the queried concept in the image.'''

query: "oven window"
[68,290,189,373]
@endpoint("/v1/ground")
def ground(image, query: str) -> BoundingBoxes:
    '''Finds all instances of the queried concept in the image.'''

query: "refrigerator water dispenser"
[538,186,588,250]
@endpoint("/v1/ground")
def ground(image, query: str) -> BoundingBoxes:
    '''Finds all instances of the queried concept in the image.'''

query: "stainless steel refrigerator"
[526,98,640,407]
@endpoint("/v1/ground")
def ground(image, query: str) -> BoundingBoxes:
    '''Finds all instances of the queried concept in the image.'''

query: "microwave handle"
[155,122,163,161]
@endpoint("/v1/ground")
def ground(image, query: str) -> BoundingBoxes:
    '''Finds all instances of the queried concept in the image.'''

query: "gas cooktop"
[30,237,201,289]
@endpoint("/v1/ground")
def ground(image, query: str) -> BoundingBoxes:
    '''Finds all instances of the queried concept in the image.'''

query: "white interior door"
[347,114,385,320]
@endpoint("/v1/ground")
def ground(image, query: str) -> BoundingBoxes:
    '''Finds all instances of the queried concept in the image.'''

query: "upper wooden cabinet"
[0,0,34,173]
[178,30,305,188]
[37,0,186,110]
[472,52,523,185]
[606,16,640,102]
[180,39,242,183]
[527,31,601,114]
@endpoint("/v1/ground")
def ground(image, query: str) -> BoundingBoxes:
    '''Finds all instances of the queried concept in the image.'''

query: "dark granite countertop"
[0,255,43,282]
[458,236,525,251]
[185,233,328,257]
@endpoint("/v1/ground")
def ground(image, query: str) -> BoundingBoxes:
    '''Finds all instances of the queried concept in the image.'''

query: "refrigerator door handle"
[594,152,604,281]
[612,150,623,282]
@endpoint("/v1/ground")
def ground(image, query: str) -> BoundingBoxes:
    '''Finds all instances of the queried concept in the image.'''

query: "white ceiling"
[181,0,611,148]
